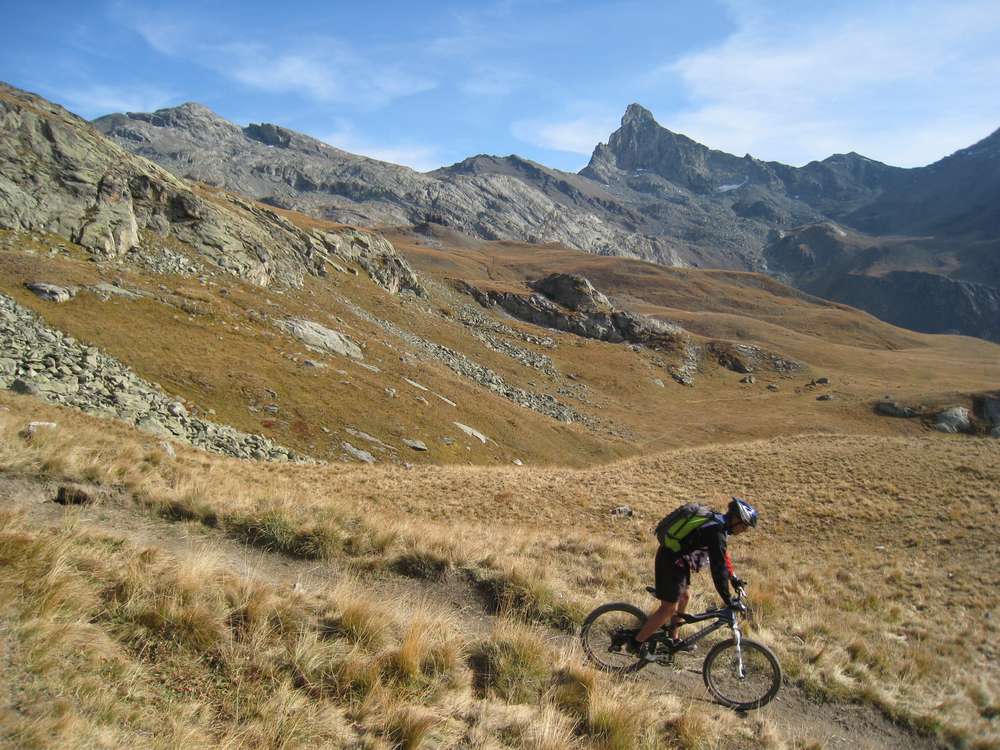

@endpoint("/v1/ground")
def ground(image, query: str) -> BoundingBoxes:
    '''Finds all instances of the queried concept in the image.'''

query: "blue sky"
[3,0,999,172]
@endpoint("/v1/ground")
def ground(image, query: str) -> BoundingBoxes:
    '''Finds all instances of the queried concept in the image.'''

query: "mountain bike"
[580,584,781,711]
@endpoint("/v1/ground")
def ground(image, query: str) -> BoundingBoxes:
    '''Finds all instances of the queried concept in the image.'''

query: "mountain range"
[93,101,1000,342]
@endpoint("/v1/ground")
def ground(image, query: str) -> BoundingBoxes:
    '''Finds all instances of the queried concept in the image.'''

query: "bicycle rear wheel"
[702,638,781,710]
[580,602,648,674]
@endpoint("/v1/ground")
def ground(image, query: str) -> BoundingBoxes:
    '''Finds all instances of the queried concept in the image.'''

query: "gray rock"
[159,441,176,458]
[453,422,488,444]
[934,406,972,434]
[740,375,755,384]
[25,283,75,303]
[652,378,665,388]
[610,505,634,517]
[10,378,40,395]
[512,458,524,466]
[342,441,375,464]
[403,438,428,451]
[281,318,363,360]
[91,282,141,300]
[875,400,917,418]
[815,377,830,385]
[767,384,779,392]
[384,387,397,398]
[816,394,834,401]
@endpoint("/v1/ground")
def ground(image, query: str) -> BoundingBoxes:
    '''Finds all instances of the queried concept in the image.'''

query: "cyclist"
[630,497,757,659]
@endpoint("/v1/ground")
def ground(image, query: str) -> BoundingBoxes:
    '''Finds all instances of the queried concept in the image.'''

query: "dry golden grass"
[3,392,997,746]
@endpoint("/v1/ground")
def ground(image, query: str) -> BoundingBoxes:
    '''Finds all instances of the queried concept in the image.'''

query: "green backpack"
[655,503,715,553]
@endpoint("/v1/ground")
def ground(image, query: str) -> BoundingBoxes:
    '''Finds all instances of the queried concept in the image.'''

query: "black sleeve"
[706,528,733,604]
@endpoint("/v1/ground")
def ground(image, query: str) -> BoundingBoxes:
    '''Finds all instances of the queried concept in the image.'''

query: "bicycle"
[580,583,781,711]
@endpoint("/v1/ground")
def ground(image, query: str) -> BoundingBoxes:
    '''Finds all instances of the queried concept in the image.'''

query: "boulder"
[281,318,363,360]
[10,378,40,396]
[25,282,76,303]
[816,394,834,401]
[453,421,488,444]
[342,441,375,464]
[610,505,634,517]
[403,439,428,451]
[934,406,972,434]
[875,400,917,418]
[529,273,612,313]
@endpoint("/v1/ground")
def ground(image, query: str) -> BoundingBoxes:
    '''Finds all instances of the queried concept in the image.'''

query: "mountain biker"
[630,497,757,658]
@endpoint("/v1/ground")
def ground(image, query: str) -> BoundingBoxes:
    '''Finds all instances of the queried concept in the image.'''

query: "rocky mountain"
[92,96,1000,341]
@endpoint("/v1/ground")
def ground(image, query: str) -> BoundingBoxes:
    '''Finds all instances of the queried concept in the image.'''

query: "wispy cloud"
[511,112,618,154]
[120,7,436,108]
[656,0,1000,166]
[320,122,441,172]
[47,82,175,118]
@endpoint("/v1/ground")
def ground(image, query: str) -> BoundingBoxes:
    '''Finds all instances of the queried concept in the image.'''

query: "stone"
[875,401,917,418]
[342,441,375,464]
[384,387,397,398]
[25,282,76,303]
[434,392,457,407]
[610,505,634,517]
[512,458,524,466]
[281,318,363,359]
[403,377,429,391]
[159,441,176,458]
[303,359,327,368]
[815,377,830,385]
[453,422,488,444]
[816,394,834,401]
[91,282,141,300]
[740,375,755,384]
[403,438,428,451]
[55,485,94,506]
[167,401,187,417]
[10,378,40,396]
[652,378,665,388]
[767,384,779,392]
[934,406,972,434]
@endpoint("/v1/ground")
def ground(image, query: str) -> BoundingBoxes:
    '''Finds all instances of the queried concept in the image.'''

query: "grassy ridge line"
[1,392,998,747]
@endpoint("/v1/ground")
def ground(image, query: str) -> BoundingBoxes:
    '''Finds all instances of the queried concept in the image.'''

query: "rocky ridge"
[93,92,1000,341]
[0,292,301,461]
[0,84,423,298]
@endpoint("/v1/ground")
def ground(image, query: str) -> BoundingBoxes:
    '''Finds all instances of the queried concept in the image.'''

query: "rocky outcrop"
[934,406,973,434]
[875,400,919,418]
[462,274,687,350]
[0,84,422,297]
[280,319,363,360]
[0,292,300,461]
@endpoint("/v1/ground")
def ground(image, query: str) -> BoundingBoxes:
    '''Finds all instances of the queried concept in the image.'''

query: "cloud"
[320,122,442,172]
[119,7,436,107]
[657,0,1000,166]
[511,112,618,154]
[48,83,175,118]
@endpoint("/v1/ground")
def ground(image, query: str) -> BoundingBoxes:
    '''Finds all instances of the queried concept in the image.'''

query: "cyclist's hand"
[731,576,747,590]
[728,598,747,613]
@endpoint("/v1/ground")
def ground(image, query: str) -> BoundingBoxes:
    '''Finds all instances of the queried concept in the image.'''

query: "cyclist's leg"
[669,586,690,640]
[636,547,682,643]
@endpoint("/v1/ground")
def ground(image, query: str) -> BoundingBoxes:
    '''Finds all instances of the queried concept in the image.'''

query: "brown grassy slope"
[1,392,997,747]
[386,225,1000,411]
[4,205,1000,469]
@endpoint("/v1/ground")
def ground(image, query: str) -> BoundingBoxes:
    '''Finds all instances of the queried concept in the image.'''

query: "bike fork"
[732,623,746,679]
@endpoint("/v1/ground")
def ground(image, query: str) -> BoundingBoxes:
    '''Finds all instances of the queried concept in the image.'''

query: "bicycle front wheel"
[580,602,648,674]
[703,638,781,710]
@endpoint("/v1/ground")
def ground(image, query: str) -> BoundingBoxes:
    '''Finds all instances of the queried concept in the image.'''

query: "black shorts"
[654,546,690,602]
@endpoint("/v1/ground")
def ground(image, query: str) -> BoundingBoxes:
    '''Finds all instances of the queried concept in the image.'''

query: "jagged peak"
[621,103,656,127]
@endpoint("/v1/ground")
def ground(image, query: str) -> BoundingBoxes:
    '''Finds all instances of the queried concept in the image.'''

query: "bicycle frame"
[651,607,744,671]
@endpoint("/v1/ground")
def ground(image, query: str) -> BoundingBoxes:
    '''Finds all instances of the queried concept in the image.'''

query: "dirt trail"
[0,472,945,750]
